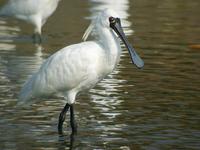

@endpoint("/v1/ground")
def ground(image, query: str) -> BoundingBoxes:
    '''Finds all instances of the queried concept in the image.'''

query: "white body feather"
[0,0,60,34]
[19,9,122,105]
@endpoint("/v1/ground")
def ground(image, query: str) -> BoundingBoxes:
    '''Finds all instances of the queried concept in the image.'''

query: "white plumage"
[19,8,144,105]
[19,9,144,133]
[19,9,122,104]
[19,41,112,104]
[0,0,61,35]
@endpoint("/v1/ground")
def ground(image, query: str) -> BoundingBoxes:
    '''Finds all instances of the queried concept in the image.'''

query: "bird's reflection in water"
[0,18,21,42]
[86,0,132,122]
[0,18,47,43]
[88,0,132,35]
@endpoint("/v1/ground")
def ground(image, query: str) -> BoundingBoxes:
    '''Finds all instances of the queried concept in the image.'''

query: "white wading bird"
[0,0,61,42]
[19,9,144,134]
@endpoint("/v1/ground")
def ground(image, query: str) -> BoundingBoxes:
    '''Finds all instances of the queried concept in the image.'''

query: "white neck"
[98,27,122,69]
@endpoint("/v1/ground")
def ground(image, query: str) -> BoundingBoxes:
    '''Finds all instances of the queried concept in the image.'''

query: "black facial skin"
[109,17,144,69]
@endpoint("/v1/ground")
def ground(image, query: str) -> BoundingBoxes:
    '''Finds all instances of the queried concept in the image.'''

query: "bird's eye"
[109,17,116,24]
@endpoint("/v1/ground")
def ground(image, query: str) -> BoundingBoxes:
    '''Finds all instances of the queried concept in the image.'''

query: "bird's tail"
[18,75,35,106]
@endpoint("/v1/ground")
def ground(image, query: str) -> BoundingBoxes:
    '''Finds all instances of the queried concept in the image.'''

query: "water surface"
[0,0,200,149]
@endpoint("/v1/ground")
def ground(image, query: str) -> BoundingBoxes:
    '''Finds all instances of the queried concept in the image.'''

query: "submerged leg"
[70,105,77,134]
[58,103,70,135]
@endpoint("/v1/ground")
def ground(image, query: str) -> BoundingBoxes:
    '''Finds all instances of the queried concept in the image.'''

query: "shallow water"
[0,0,200,149]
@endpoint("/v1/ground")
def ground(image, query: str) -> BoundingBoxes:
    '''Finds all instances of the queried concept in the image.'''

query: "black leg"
[70,105,77,134]
[58,103,70,135]
[69,132,75,150]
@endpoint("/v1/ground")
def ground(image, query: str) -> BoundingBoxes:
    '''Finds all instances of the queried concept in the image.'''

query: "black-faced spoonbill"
[0,0,61,42]
[19,9,144,134]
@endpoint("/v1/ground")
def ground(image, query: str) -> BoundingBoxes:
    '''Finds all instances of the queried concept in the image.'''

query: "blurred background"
[0,0,200,149]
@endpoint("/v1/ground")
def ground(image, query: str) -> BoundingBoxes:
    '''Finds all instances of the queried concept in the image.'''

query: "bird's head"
[83,9,144,69]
